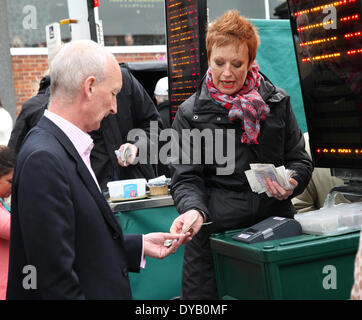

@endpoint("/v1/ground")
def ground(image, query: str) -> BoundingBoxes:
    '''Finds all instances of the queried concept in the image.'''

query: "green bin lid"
[210,229,361,263]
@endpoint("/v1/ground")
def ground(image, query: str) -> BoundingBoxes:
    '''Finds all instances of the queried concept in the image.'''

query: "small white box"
[107,178,146,199]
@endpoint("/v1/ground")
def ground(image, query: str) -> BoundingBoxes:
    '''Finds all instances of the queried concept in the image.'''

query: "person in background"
[124,34,134,46]
[292,132,352,212]
[0,145,16,300]
[6,40,186,300]
[0,99,13,146]
[351,233,362,299]
[8,45,62,154]
[153,77,171,177]
[90,66,163,191]
[7,76,50,154]
[169,10,313,299]
[154,77,171,129]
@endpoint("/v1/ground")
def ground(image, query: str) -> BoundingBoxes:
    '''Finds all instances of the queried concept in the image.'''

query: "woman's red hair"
[206,10,260,65]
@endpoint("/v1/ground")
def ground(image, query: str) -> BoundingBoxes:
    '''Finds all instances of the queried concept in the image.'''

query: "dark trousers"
[181,227,219,300]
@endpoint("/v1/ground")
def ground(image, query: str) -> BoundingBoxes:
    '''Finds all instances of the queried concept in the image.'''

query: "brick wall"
[11,51,166,115]
[12,55,49,114]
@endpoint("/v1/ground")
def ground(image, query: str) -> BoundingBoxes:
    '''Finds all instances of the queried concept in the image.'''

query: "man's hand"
[116,143,138,167]
[143,232,187,259]
[169,209,204,244]
[265,178,298,201]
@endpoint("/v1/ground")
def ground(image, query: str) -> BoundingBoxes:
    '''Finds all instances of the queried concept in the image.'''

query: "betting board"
[287,0,362,169]
[165,0,208,121]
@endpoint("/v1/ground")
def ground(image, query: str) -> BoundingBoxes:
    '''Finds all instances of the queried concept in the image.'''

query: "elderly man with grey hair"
[6,40,188,300]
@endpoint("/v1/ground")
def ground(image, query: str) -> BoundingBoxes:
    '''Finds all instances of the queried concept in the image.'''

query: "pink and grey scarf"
[206,63,269,144]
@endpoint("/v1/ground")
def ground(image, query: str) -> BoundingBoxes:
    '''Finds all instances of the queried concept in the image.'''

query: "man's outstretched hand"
[143,232,188,259]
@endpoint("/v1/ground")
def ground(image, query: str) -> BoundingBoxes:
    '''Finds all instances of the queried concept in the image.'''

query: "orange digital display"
[344,31,362,38]
[165,0,207,121]
[299,36,337,47]
[294,0,357,17]
[288,0,362,168]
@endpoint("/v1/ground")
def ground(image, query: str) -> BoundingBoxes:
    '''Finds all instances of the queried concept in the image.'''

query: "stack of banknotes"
[245,163,295,197]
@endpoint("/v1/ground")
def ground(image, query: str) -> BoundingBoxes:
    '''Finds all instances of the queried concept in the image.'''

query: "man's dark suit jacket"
[6,116,143,299]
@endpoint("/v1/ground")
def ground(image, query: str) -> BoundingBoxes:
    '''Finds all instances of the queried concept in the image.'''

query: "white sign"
[45,22,61,62]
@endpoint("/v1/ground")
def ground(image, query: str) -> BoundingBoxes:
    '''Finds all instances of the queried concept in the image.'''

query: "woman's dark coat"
[170,74,313,299]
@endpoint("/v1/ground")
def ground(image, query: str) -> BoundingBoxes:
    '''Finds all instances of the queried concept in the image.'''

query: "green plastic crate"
[210,229,360,300]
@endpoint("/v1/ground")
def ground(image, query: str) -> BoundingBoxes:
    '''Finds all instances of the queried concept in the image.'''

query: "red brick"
[12,52,163,114]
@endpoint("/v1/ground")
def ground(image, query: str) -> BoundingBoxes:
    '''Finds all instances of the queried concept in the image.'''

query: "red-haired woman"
[169,10,313,299]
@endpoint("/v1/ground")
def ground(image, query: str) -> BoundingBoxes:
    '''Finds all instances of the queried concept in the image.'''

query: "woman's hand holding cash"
[265,178,298,200]
[164,210,203,247]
